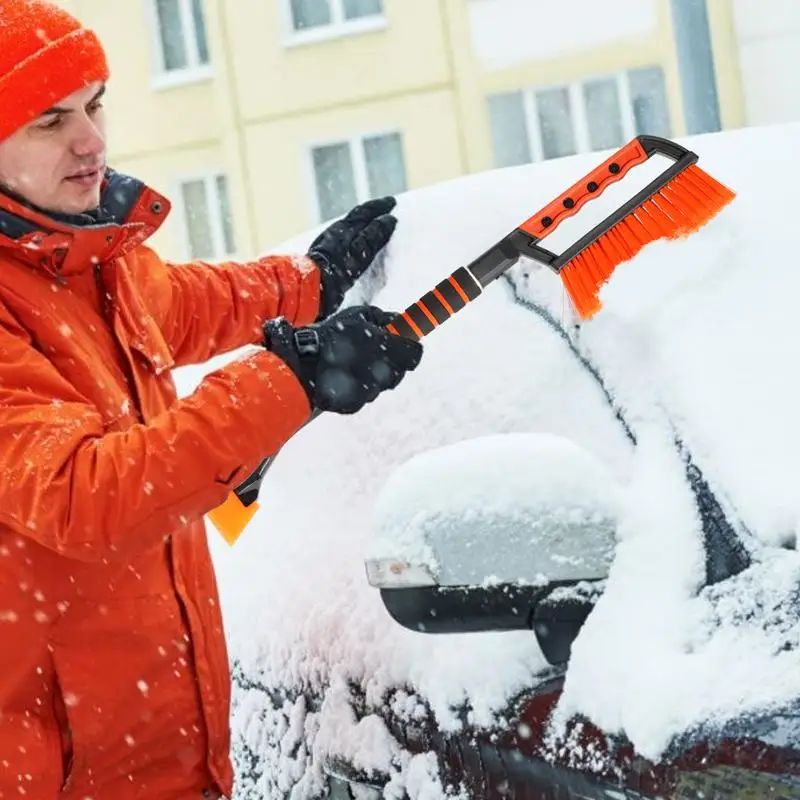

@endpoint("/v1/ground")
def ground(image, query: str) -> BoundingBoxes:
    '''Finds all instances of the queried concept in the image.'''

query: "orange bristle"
[561,164,735,320]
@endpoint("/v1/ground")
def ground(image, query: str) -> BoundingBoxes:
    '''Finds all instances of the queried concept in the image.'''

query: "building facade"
[56,0,793,261]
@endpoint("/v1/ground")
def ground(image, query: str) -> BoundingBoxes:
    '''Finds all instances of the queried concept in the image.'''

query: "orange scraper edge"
[206,493,260,546]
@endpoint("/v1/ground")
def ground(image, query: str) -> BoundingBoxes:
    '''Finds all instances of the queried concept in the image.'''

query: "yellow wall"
[444,0,690,173]
[70,0,222,157]
[213,0,465,249]
[60,0,747,261]
[244,89,464,249]
[222,0,452,120]
[706,0,747,130]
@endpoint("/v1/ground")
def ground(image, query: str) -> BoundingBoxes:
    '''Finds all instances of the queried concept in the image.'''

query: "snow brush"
[207,134,735,544]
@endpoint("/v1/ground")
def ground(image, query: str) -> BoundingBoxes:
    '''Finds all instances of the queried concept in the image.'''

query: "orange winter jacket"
[0,172,319,799]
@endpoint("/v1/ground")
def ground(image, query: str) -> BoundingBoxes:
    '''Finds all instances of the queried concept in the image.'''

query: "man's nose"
[71,115,105,159]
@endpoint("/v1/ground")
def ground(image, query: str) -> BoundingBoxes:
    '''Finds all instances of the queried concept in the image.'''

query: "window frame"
[490,68,668,166]
[174,172,238,263]
[145,0,213,90]
[280,0,387,48]
[524,73,638,161]
[304,128,406,224]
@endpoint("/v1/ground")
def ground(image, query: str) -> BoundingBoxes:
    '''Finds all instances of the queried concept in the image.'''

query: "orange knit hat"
[0,0,110,141]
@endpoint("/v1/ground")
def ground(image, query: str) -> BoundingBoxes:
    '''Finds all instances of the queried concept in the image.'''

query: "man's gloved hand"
[307,196,398,320]
[264,305,423,415]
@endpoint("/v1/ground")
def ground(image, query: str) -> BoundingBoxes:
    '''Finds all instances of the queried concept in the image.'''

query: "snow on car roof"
[173,122,800,783]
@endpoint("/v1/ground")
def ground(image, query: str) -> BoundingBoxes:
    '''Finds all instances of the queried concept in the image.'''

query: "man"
[0,2,422,798]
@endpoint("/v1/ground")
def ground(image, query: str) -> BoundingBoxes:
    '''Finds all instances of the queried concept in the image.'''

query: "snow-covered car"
[175,122,800,799]
[361,433,797,799]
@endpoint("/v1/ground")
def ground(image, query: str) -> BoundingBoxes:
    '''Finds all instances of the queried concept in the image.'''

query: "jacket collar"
[0,169,171,280]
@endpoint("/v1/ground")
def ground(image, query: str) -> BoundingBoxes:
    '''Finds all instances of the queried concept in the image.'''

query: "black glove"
[264,305,423,415]
[307,196,398,320]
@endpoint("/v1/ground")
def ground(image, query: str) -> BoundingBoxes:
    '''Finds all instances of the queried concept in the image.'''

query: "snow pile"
[173,122,800,788]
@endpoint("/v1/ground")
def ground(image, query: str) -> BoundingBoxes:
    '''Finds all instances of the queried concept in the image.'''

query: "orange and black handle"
[518,135,697,271]
[208,135,697,544]
[386,266,483,340]
[520,136,659,239]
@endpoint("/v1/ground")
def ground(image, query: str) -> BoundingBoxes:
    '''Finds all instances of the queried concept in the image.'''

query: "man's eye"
[88,102,104,115]
[40,117,62,130]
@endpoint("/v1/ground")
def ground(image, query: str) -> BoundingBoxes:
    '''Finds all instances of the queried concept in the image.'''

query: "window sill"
[151,65,214,92]
[283,16,388,49]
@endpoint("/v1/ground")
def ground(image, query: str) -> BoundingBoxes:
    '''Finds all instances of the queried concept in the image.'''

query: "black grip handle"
[386,267,483,340]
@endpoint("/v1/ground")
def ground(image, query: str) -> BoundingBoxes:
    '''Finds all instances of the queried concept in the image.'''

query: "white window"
[310,132,407,222]
[150,0,210,81]
[179,175,237,261]
[285,0,385,42]
[489,66,671,168]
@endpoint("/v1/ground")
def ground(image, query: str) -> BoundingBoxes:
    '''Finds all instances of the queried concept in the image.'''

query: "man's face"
[0,82,107,215]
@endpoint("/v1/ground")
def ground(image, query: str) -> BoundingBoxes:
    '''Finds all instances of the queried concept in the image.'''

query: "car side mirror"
[365,433,623,665]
